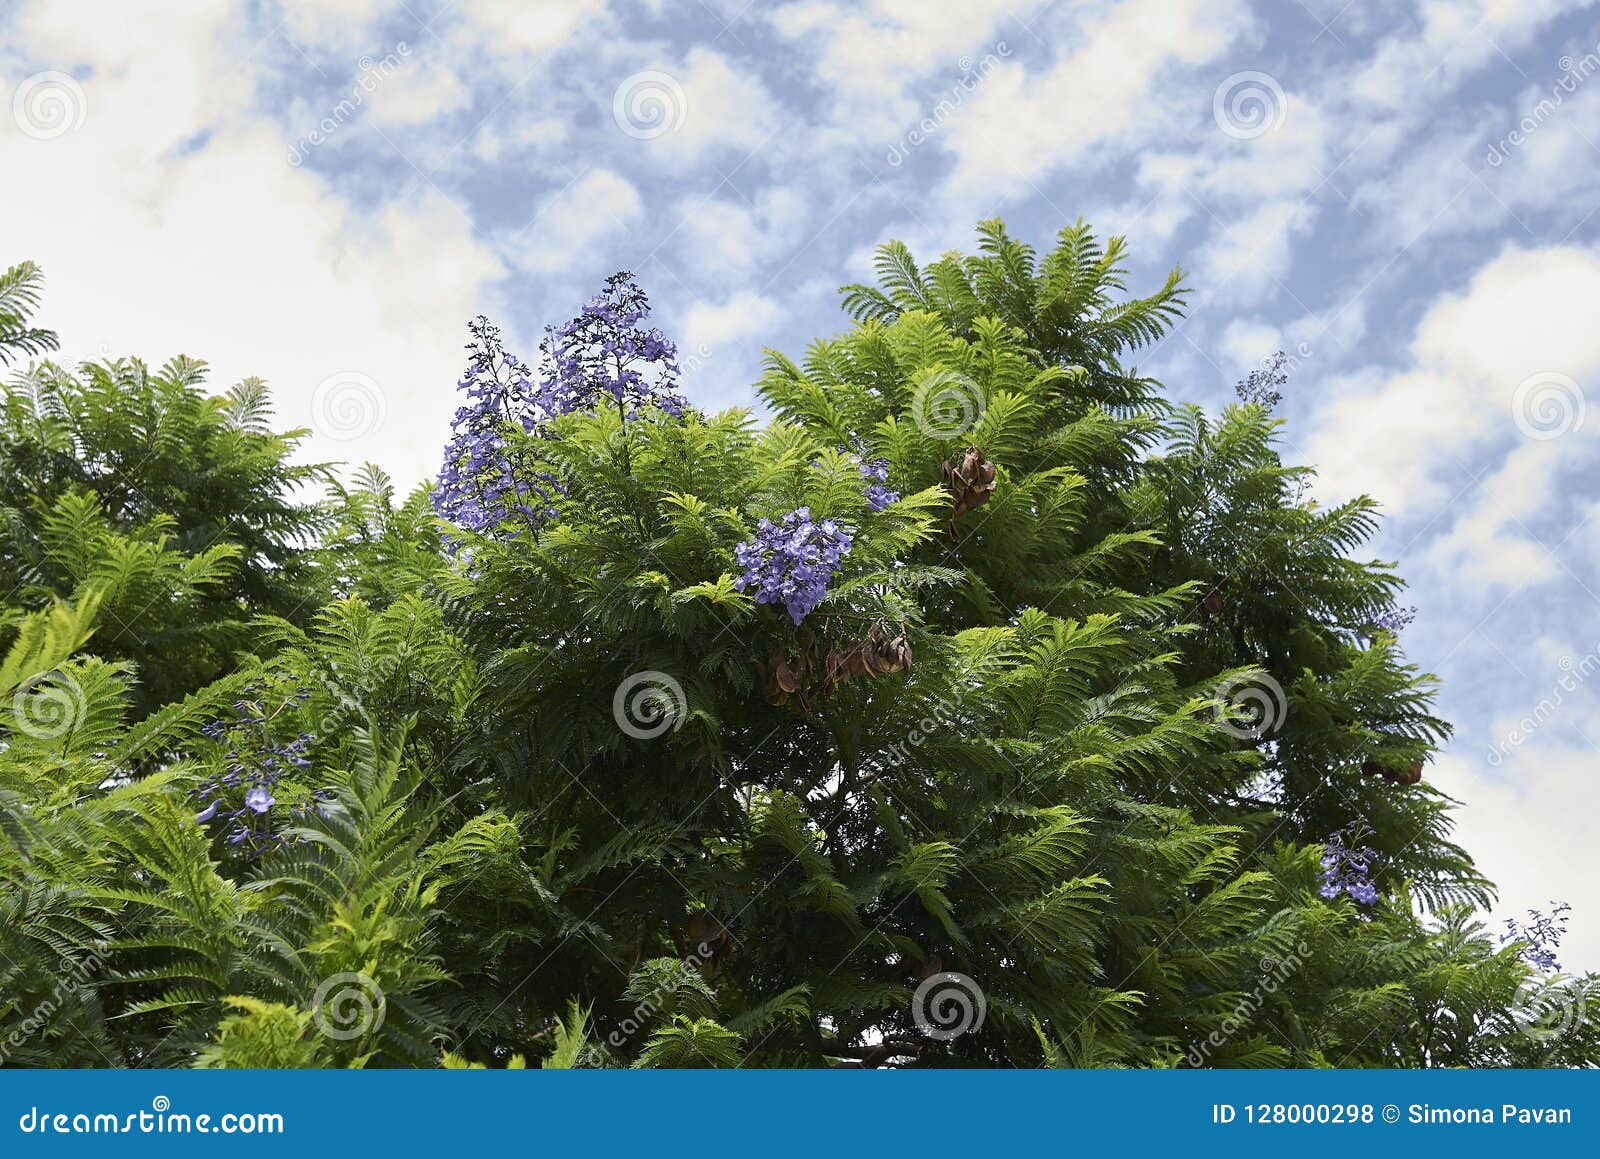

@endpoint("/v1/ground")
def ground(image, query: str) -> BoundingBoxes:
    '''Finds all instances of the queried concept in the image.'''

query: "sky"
[2,0,1598,970]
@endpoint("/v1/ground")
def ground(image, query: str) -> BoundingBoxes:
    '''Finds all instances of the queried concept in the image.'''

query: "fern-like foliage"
[0,241,1591,1072]
[0,261,58,366]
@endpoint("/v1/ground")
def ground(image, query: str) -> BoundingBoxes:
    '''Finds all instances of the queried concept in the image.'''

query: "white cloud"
[1195,198,1315,305]
[935,0,1253,209]
[1433,747,1600,973]
[1424,439,1571,587]
[278,0,394,59]
[674,186,809,278]
[1349,0,1591,114]
[612,47,784,165]
[362,47,472,129]
[680,290,781,356]
[675,291,782,409]
[0,0,507,487]
[1196,96,1335,206]
[1218,317,1283,372]
[510,169,643,274]
[471,115,568,162]
[769,0,1043,137]
[673,47,782,160]
[455,0,610,61]
[1304,244,1600,519]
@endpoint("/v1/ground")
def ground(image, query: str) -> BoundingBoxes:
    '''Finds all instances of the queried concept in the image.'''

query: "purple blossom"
[851,449,898,513]
[540,272,688,420]
[1500,901,1571,972]
[1370,605,1417,633]
[1235,350,1289,410]
[432,316,566,538]
[434,276,690,540]
[191,676,327,858]
[733,506,853,625]
[1318,822,1380,906]
[820,440,898,513]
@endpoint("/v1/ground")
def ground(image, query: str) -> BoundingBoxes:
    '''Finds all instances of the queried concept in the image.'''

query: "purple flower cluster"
[192,678,330,857]
[1235,350,1289,411]
[433,316,566,536]
[435,277,691,539]
[1371,605,1417,633]
[733,507,853,625]
[852,451,898,513]
[820,440,898,513]
[1500,901,1571,972]
[1318,823,1379,906]
[541,272,688,420]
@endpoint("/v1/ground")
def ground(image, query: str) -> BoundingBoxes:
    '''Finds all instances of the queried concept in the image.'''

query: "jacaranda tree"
[0,230,1594,1070]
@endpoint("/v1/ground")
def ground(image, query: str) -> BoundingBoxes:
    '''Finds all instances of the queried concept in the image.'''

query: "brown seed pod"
[941,447,998,534]
[865,621,912,676]
[756,647,812,706]
[1363,757,1425,785]
[761,622,912,703]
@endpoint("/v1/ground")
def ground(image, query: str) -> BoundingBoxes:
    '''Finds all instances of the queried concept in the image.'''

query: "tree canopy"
[0,230,1593,1070]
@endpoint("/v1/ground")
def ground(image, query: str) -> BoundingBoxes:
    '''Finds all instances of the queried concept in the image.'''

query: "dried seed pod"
[865,621,912,675]
[941,447,998,533]
[773,654,805,694]
[1363,757,1425,786]
[754,658,786,705]
[756,647,811,705]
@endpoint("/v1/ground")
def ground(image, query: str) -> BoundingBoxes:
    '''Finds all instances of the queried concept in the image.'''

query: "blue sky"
[3,0,1599,968]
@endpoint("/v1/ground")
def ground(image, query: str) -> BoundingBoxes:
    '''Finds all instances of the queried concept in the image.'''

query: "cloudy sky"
[3,0,1598,968]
